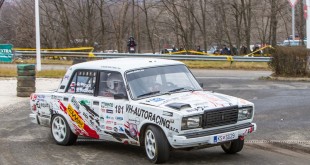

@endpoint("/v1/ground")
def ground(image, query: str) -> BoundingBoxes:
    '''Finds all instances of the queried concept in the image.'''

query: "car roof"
[71,58,184,72]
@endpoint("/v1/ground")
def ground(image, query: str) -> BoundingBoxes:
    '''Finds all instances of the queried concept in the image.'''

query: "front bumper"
[170,123,256,148]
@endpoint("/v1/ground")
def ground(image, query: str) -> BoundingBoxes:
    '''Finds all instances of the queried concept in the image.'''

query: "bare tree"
[0,0,296,52]
[107,1,130,52]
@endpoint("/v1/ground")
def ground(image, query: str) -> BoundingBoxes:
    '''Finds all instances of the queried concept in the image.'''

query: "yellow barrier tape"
[165,45,274,57]
[165,50,207,55]
[244,45,275,57]
[13,47,94,51]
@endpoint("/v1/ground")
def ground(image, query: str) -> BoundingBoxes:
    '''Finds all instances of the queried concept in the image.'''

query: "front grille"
[203,105,238,128]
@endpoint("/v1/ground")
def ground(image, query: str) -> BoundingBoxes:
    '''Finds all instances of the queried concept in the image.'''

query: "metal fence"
[14,51,271,62]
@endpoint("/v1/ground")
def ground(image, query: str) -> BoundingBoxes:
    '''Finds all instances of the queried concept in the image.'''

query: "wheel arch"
[50,111,77,135]
[139,123,171,148]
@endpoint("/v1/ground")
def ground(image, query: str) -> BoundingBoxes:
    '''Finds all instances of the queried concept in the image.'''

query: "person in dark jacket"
[127,36,137,53]
[221,45,230,55]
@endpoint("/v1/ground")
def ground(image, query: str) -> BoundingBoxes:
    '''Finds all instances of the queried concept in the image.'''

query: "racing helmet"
[106,73,123,92]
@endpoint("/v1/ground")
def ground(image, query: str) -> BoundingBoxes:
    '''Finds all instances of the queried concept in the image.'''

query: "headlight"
[181,115,202,130]
[238,107,253,121]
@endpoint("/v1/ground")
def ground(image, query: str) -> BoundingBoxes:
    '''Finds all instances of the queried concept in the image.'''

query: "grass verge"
[182,60,269,70]
[0,68,66,78]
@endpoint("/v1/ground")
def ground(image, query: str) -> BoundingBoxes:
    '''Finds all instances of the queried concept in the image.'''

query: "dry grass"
[0,67,66,78]
[0,68,17,77]
[14,59,72,65]
[0,59,270,78]
[36,70,67,78]
[182,60,270,70]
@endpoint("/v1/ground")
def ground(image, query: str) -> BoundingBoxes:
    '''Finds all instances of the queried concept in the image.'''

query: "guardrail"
[14,51,271,62]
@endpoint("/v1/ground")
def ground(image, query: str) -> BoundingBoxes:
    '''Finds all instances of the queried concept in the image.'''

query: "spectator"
[179,46,184,51]
[252,44,261,55]
[240,45,247,55]
[196,45,202,52]
[172,45,177,52]
[127,36,137,53]
[231,46,237,55]
[214,48,221,55]
[221,45,230,55]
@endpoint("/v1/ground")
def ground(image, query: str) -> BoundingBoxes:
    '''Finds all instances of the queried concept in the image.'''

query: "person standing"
[127,36,137,53]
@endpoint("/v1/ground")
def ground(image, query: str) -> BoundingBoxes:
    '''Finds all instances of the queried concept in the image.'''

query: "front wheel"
[144,125,170,164]
[51,115,77,145]
[221,137,244,154]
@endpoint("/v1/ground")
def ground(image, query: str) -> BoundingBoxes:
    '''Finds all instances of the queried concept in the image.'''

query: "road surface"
[0,69,309,164]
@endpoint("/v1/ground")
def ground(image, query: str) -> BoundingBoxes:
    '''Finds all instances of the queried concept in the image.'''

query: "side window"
[98,71,126,97]
[67,70,97,95]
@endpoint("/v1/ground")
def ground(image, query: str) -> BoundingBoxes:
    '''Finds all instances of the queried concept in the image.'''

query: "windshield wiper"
[167,87,195,93]
[168,88,185,93]
[137,91,160,98]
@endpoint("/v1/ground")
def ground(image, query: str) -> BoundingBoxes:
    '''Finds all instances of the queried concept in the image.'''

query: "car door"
[96,71,130,143]
[64,70,101,139]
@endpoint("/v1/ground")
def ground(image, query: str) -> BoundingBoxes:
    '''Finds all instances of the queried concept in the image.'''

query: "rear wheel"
[221,137,244,154]
[144,125,170,164]
[51,115,77,145]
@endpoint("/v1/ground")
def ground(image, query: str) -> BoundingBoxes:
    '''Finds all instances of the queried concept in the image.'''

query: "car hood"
[139,91,253,115]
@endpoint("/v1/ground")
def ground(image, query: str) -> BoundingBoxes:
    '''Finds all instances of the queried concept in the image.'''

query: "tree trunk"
[270,0,277,47]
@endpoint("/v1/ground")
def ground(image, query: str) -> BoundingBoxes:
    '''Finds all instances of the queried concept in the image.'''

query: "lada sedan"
[29,58,256,163]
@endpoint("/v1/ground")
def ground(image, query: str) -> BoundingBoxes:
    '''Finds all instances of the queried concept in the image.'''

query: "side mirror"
[199,82,204,88]
[114,93,128,100]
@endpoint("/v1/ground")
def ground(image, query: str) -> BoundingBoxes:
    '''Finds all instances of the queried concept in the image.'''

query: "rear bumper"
[29,113,39,124]
[170,123,256,148]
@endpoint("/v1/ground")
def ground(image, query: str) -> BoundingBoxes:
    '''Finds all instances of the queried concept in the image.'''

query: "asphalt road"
[0,69,310,164]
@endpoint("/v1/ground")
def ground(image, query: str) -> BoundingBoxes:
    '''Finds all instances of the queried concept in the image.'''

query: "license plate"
[213,131,237,144]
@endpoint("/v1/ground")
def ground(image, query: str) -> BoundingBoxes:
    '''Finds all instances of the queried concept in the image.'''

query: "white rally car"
[29,58,256,163]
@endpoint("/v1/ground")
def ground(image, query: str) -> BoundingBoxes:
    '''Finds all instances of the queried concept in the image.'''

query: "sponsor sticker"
[106,116,114,120]
[101,102,113,108]
[118,126,125,132]
[146,97,165,102]
[67,104,84,129]
[116,116,123,121]
[64,75,70,79]
[106,120,113,124]
[106,109,113,114]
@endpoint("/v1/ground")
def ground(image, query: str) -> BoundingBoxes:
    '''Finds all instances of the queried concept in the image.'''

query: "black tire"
[17,80,35,87]
[51,115,77,146]
[17,70,36,76]
[17,64,35,70]
[17,76,36,81]
[144,125,170,164]
[17,87,36,92]
[16,92,32,97]
[221,137,244,154]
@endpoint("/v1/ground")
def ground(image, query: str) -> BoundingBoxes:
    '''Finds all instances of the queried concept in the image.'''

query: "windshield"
[126,65,202,100]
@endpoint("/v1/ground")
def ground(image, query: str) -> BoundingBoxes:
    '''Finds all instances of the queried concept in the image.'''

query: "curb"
[259,76,310,82]
[245,140,310,154]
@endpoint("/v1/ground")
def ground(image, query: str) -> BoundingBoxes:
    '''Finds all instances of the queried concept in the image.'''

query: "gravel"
[0,78,61,113]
